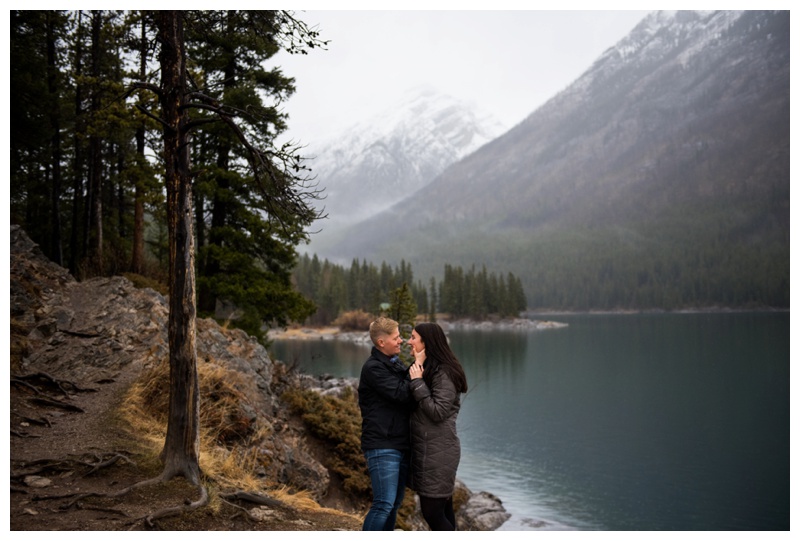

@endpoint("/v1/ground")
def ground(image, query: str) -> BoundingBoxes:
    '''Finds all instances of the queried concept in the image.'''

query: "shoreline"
[267,317,568,342]
[267,308,787,341]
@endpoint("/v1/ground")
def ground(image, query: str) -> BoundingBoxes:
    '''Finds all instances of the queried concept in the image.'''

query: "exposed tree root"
[28,396,85,413]
[140,481,209,529]
[216,490,289,524]
[27,468,212,529]
[72,501,131,517]
[11,451,136,480]
[219,497,258,522]
[12,449,286,529]
[11,429,41,438]
[11,411,52,427]
[219,490,287,509]
[12,371,98,397]
[78,452,136,478]
[11,378,45,396]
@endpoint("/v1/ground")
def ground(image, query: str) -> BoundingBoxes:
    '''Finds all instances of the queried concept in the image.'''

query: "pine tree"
[388,282,417,365]
[131,8,325,499]
[186,11,319,340]
[388,282,417,334]
[428,276,437,322]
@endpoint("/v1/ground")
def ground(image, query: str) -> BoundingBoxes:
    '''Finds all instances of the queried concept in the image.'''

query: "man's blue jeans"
[362,448,410,531]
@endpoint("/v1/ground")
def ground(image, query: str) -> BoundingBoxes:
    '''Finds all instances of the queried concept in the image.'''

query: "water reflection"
[450,329,530,404]
[269,338,370,379]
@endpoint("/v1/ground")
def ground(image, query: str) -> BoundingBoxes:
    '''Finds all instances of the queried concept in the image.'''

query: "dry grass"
[118,356,325,511]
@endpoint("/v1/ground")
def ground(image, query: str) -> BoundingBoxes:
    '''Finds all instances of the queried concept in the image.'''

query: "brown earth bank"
[8,225,510,532]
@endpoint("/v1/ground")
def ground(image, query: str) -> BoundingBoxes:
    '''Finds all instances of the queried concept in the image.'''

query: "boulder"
[457,486,511,531]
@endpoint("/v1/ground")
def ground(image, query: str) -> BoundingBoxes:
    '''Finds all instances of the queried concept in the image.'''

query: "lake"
[268,312,790,531]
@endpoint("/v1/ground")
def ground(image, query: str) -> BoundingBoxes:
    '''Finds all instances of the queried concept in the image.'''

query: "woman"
[408,322,469,531]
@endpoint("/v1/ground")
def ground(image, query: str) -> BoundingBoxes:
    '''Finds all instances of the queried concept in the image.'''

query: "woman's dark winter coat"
[408,365,462,498]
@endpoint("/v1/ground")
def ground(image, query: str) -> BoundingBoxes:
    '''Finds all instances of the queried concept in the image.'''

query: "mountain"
[311,10,789,311]
[303,86,506,249]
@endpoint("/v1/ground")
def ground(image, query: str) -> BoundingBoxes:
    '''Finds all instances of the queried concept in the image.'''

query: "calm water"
[269,313,790,530]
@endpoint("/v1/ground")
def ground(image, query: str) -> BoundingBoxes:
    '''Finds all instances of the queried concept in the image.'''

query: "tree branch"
[136,104,170,130]
[129,80,163,99]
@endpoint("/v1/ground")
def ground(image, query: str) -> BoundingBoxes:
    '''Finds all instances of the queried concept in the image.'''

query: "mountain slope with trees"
[316,10,789,312]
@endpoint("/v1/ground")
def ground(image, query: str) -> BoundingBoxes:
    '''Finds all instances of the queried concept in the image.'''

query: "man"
[358,316,416,531]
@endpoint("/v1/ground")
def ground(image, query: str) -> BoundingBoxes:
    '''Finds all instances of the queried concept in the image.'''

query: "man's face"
[379,328,403,356]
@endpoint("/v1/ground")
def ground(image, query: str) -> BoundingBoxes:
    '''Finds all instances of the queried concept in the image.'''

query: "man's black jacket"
[358,347,416,451]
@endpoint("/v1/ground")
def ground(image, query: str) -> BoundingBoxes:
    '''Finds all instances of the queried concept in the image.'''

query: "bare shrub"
[332,310,375,332]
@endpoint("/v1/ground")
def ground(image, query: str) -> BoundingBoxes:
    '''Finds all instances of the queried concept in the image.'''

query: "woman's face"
[408,330,425,353]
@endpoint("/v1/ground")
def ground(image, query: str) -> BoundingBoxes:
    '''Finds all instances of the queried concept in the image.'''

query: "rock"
[520,517,552,528]
[296,373,359,398]
[23,476,52,488]
[196,318,274,397]
[455,480,511,531]
[270,438,330,499]
[250,507,281,521]
[404,479,510,531]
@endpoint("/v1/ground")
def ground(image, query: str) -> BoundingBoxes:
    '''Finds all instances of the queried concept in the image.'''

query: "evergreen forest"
[10,10,329,342]
[292,255,527,326]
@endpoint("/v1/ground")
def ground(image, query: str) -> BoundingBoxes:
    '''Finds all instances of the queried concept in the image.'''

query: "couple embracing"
[357,317,469,531]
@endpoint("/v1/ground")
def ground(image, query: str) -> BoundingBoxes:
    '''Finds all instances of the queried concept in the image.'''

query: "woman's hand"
[409,362,424,380]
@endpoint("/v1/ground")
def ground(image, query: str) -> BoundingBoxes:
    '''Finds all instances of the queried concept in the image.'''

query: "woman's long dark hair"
[414,322,468,394]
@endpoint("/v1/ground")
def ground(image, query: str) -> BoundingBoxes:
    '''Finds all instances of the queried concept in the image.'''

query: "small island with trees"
[269,256,566,344]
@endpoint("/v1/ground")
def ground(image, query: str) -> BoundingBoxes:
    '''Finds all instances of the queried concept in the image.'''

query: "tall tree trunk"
[117,149,125,242]
[131,16,147,274]
[87,10,103,274]
[157,10,201,485]
[46,12,63,266]
[70,11,85,276]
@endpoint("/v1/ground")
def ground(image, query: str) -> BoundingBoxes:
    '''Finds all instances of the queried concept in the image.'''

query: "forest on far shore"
[291,255,527,327]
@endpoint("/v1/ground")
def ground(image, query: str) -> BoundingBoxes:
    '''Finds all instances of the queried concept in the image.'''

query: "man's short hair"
[369,317,399,346]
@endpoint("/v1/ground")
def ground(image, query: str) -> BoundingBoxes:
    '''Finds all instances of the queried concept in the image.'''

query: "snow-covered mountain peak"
[311,86,505,168]
[302,86,507,247]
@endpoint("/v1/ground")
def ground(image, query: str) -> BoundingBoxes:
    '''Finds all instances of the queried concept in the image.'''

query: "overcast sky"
[271,9,652,145]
